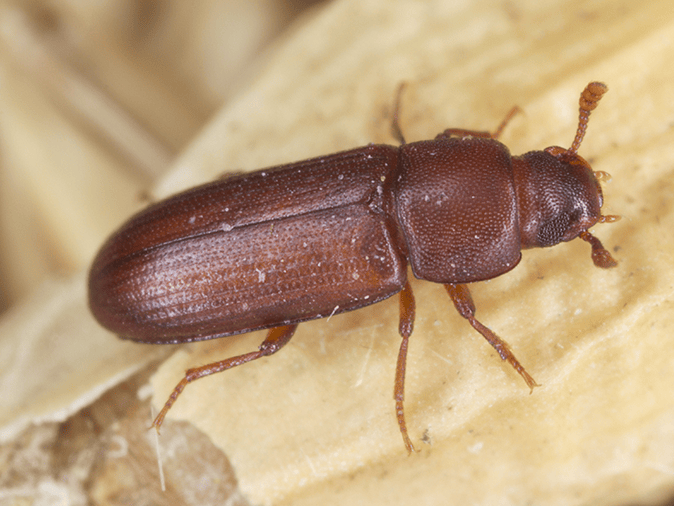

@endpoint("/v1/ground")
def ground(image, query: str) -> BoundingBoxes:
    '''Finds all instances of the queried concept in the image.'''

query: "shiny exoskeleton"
[89,82,618,452]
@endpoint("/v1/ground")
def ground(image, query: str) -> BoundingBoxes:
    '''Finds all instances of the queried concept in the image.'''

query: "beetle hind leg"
[151,324,298,432]
[444,284,539,392]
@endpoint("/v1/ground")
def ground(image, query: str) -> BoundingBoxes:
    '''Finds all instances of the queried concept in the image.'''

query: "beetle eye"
[537,213,571,247]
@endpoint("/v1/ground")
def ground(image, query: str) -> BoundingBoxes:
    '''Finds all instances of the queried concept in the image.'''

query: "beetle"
[88,82,618,453]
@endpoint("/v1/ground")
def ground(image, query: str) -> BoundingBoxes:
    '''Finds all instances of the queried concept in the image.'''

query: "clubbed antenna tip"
[567,82,608,156]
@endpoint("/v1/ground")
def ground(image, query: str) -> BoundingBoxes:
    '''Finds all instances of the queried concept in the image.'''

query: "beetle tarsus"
[151,378,188,432]
[444,283,539,392]
[151,324,298,430]
[395,332,416,454]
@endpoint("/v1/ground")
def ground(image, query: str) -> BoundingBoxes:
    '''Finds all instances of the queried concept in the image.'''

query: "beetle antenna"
[567,82,608,156]
[579,230,617,268]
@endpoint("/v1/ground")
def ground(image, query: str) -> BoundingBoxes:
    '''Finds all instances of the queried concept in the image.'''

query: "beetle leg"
[444,284,539,392]
[391,82,408,145]
[151,324,298,432]
[217,170,246,180]
[395,280,416,454]
[437,106,522,140]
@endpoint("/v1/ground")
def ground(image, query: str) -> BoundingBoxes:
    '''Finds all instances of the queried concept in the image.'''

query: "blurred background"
[2,1,674,505]
[0,0,325,314]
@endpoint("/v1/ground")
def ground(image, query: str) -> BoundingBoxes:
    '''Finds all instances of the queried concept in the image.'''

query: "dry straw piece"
[1,1,674,505]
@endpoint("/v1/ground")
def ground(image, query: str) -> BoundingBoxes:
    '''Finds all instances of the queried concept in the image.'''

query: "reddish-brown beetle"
[88,82,618,452]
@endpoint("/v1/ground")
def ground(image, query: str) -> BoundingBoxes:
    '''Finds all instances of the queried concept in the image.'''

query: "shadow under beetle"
[88,82,618,452]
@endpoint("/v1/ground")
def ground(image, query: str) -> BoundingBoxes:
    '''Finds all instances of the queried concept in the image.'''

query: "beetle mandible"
[88,82,618,453]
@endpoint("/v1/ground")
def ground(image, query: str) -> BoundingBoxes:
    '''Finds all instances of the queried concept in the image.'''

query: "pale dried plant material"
[2,0,674,505]
[0,8,172,183]
[152,1,674,505]
[0,0,319,309]
[0,0,321,505]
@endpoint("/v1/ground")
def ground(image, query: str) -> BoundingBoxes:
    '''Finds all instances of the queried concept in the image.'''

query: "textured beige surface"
[150,0,674,505]
[1,0,673,505]
[0,2,313,505]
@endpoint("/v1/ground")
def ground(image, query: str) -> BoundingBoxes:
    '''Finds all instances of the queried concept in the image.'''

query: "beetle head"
[513,88,619,267]
[512,81,618,268]
[513,149,602,248]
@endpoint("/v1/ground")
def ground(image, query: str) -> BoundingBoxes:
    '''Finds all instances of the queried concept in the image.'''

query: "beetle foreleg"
[151,324,298,432]
[395,280,416,454]
[444,284,539,392]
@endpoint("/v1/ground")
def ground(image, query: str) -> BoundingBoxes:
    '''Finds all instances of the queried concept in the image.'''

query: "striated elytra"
[88,82,618,452]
